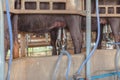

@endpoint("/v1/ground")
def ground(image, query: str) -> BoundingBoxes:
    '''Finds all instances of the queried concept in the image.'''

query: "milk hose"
[5,0,13,80]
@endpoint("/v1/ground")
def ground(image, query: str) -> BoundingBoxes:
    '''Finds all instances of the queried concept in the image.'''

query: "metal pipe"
[75,1,101,79]
[0,0,5,80]
[86,0,91,80]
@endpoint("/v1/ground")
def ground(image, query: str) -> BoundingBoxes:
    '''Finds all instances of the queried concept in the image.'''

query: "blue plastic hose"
[52,49,72,80]
[76,0,100,75]
[5,0,13,80]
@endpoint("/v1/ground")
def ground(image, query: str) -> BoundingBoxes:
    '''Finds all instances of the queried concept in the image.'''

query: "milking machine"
[0,0,5,80]
[5,0,13,80]
[52,27,72,80]
[56,28,67,55]
[103,24,114,49]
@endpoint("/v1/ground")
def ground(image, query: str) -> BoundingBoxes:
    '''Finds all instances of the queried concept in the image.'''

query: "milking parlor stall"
[1,0,120,80]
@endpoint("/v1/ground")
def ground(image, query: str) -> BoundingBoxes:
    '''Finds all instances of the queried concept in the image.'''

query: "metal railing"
[92,5,120,17]
[3,0,120,17]
[3,0,85,15]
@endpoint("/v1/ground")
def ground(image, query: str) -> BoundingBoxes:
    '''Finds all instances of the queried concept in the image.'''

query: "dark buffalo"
[93,0,120,46]
[81,0,120,49]
[9,1,82,58]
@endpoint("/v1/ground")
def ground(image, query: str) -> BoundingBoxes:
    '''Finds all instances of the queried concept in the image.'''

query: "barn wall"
[5,49,119,80]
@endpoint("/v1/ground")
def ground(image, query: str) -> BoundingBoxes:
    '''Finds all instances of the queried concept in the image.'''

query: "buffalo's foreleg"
[12,15,19,59]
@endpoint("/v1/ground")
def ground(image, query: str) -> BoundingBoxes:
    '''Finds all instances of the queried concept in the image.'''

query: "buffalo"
[6,1,82,58]
[81,0,120,49]
[92,0,120,47]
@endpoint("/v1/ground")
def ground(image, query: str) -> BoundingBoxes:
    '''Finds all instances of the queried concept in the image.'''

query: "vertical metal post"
[0,0,5,80]
[86,0,91,80]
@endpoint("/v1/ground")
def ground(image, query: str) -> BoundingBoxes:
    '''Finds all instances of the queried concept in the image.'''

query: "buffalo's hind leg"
[67,15,82,54]
[12,15,19,59]
[50,29,58,55]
